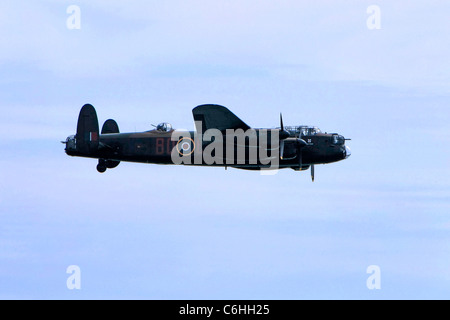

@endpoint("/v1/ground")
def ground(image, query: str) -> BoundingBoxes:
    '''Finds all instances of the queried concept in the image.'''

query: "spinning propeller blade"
[279,113,290,159]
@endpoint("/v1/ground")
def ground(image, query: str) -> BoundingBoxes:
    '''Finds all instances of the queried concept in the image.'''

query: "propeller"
[278,114,314,181]
[279,113,290,159]
[296,139,315,182]
[296,138,308,169]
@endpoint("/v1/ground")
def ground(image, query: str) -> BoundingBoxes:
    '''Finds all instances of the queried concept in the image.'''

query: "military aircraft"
[63,104,351,181]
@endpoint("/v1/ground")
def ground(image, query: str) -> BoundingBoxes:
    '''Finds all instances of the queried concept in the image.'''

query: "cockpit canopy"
[156,122,172,132]
[282,126,322,137]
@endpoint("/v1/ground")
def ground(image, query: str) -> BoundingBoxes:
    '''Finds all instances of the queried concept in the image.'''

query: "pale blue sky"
[1,0,450,299]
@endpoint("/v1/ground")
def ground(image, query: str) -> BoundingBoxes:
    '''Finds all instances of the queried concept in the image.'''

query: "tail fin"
[99,119,120,172]
[76,104,99,154]
[101,119,120,134]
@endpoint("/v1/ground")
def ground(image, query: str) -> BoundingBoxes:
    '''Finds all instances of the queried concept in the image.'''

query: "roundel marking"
[176,137,195,156]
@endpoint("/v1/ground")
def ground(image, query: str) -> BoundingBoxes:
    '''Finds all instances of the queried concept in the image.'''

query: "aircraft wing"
[192,104,251,134]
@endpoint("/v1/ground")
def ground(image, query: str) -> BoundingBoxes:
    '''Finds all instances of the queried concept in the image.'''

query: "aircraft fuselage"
[63,104,351,178]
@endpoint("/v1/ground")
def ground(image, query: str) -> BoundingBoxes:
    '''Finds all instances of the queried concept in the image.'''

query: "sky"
[1,0,450,299]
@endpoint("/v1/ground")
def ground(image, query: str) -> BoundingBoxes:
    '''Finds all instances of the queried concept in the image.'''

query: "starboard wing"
[192,104,250,134]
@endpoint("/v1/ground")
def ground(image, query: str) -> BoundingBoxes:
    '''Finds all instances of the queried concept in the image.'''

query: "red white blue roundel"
[176,137,195,156]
